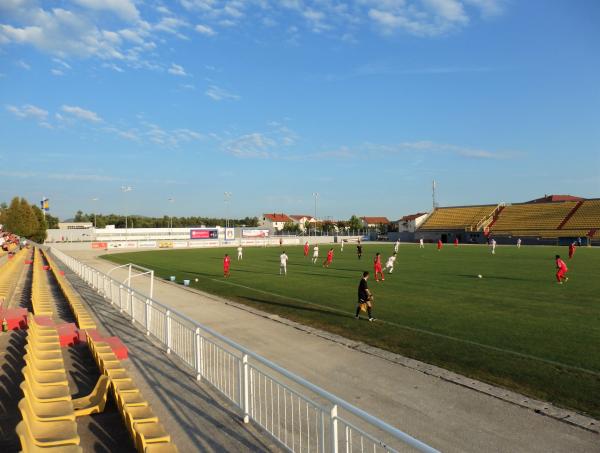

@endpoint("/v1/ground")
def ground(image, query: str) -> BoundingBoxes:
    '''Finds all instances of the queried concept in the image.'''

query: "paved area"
[66,249,599,453]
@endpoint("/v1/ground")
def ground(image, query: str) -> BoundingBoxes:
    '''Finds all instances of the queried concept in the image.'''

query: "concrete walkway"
[67,249,599,453]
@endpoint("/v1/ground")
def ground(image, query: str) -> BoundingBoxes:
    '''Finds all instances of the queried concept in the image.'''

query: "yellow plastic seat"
[19,397,75,422]
[144,443,179,453]
[19,402,79,447]
[21,377,71,403]
[23,366,67,387]
[134,422,170,452]
[112,380,139,393]
[23,353,64,373]
[116,391,148,411]
[72,375,109,417]
[123,406,158,435]
[24,344,63,362]
[16,422,82,452]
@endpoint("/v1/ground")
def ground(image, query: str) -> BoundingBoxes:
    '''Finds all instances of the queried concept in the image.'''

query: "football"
[478,274,483,279]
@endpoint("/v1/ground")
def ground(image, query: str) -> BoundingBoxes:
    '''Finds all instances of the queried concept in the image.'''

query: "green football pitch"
[103,243,600,418]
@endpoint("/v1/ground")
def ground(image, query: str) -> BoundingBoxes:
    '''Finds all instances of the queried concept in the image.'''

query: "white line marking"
[211,278,600,377]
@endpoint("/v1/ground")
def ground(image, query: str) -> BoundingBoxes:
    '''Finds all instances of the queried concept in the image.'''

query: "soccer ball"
[195,278,199,282]
[478,274,483,279]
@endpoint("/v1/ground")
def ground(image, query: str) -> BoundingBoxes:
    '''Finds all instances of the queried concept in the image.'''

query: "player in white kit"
[394,240,400,253]
[280,251,289,275]
[237,245,243,260]
[385,253,397,273]
[419,238,424,248]
[517,238,521,248]
[312,245,319,264]
[490,238,497,254]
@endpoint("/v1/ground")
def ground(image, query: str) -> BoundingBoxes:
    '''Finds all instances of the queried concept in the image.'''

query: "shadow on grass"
[457,274,530,281]
[241,296,351,320]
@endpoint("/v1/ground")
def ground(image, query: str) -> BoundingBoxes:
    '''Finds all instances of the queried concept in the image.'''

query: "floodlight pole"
[168,198,175,236]
[312,192,319,235]
[224,192,232,230]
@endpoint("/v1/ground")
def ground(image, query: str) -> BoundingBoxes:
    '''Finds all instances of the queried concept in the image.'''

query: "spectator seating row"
[420,205,498,230]
[88,335,178,453]
[490,201,578,234]
[31,248,54,317]
[43,250,97,330]
[16,314,82,451]
[0,247,28,302]
[561,199,600,230]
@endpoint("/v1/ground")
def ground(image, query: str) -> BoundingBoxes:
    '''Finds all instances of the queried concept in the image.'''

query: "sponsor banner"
[138,240,157,248]
[91,242,108,249]
[241,239,267,245]
[188,240,219,248]
[124,242,138,248]
[158,241,173,249]
[172,241,188,248]
[242,229,269,238]
[190,228,219,240]
[224,228,235,240]
[107,242,124,249]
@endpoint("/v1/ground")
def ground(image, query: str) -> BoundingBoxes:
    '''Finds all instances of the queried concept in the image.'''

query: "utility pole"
[432,180,438,210]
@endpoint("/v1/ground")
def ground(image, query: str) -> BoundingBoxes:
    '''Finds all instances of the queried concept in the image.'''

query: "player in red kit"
[555,255,568,284]
[223,254,231,278]
[373,252,385,282]
[323,248,334,267]
[568,242,575,259]
[437,240,443,251]
[304,241,309,257]
[454,238,459,247]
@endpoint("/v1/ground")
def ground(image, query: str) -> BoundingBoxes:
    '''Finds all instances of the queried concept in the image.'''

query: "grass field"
[103,243,600,418]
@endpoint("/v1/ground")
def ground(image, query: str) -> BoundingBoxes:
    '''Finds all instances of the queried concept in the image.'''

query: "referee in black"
[355,271,374,321]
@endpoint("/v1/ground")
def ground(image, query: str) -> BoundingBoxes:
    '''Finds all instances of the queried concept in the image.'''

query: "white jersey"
[280,253,288,265]
[394,241,400,252]
[386,256,396,267]
[237,247,242,254]
[312,247,319,257]
[419,238,424,245]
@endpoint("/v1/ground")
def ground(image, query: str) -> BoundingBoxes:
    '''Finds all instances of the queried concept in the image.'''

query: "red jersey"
[556,258,567,271]
[223,256,231,269]
[374,255,381,266]
[304,243,309,256]
[454,238,458,246]
[326,250,333,261]
[437,240,442,249]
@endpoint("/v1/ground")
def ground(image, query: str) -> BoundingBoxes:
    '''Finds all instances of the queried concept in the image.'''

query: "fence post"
[118,285,124,312]
[130,290,135,323]
[166,310,172,354]
[320,409,326,453]
[330,404,338,453]
[242,353,249,423]
[145,299,150,335]
[195,327,202,380]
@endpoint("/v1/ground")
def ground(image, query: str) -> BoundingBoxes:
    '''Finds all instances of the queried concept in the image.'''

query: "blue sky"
[1,0,599,221]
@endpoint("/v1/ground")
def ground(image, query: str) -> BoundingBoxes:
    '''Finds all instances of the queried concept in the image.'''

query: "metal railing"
[50,247,439,453]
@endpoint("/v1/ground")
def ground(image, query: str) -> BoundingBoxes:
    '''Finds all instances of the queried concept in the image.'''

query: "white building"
[289,215,316,232]
[395,213,429,233]
[259,213,293,232]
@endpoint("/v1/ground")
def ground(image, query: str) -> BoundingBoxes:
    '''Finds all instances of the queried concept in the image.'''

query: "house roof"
[263,213,292,222]
[398,212,428,222]
[361,216,390,224]
[289,215,314,221]
[526,194,584,203]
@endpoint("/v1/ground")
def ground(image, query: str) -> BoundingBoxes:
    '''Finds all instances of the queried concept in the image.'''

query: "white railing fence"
[50,247,439,453]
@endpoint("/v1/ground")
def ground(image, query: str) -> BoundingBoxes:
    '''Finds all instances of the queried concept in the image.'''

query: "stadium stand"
[490,201,578,237]
[419,205,499,231]
[560,199,600,233]
[0,247,27,302]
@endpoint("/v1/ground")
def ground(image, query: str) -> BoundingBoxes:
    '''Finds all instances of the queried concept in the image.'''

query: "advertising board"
[190,228,219,240]
[242,229,269,238]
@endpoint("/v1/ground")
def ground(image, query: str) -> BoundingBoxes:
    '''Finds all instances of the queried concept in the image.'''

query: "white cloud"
[5,103,48,120]
[72,0,140,22]
[223,133,276,158]
[168,63,188,76]
[195,24,216,36]
[16,59,30,69]
[154,16,189,37]
[205,84,240,101]
[102,62,124,72]
[61,105,102,122]
[51,68,64,76]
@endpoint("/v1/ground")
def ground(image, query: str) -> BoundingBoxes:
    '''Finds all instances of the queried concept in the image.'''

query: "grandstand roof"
[526,194,584,203]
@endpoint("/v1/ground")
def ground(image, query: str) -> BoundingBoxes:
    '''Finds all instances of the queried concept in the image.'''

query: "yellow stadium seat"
[134,422,171,452]
[18,397,75,422]
[18,402,79,447]
[23,353,64,373]
[16,422,82,453]
[144,443,179,453]
[72,375,110,417]
[123,406,159,436]
[20,377,71,403]
[22,366,68,387]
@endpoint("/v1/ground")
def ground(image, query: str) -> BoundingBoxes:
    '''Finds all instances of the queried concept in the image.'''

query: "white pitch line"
[211,278,600,377]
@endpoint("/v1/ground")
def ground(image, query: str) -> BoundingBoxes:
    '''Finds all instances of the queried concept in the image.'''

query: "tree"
[3,197,40,239]
[282,221,300,234]
[348,215,362,232]
[30,205,48,243]
[45,214,59,229]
